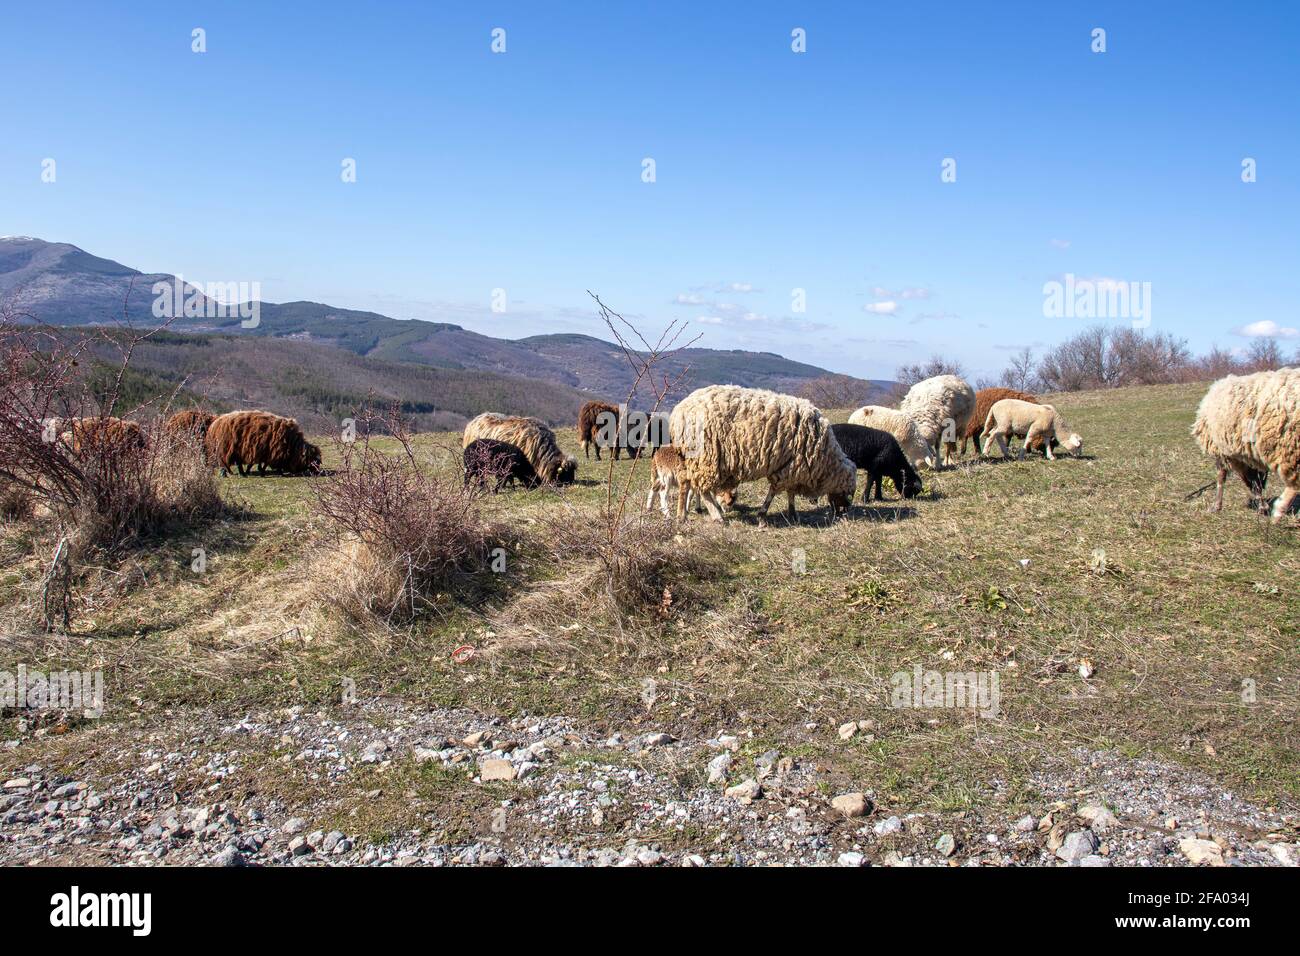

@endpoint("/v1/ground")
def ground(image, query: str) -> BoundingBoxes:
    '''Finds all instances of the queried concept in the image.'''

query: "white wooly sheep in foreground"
[1192,367,1300,522]
[668,385,856,522]
[898,375,976,467]
[847,405,935,469]
[982,399,1083,460]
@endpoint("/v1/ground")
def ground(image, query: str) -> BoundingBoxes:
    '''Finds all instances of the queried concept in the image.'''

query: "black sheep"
[831,423,923,504]
[463,438,540,492]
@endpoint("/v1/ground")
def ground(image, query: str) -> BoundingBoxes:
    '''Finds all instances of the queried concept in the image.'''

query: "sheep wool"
[847,405,935,469]
[462,412,577,485]
[1192,367,1300,522]
[898,374,976,467]
[668,384,855,521]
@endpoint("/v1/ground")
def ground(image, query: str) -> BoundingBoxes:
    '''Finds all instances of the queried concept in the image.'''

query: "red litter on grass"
[451,645,476,664]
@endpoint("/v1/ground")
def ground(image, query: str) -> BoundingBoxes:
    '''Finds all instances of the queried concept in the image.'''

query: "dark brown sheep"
[961,388,1053,456]
[205,410,321,477]
[62,417,146,456]
[578,400,623,460]
[163,409,216,443]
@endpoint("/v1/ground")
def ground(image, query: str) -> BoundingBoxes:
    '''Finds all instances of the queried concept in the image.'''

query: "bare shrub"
[0,479,34,522]
[797,373,872,410]
[0,311,231,626]
[311,403,498,623]
[891,354,965,402]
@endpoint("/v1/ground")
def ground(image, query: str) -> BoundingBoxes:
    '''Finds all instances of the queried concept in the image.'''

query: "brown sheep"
[961,388,1052,456]
[163,409,216,443]
[578,401,620,460]
[62,417,146,456]
[205,411,321,477]
[462,412,577,485]
[643,445,736,517]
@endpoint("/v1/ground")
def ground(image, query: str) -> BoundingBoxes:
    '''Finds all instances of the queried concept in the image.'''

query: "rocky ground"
[1,699,1296,867]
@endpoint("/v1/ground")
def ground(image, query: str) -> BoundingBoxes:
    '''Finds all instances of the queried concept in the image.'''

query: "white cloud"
[863,301,898,315]
[1049,238,1071,249]
[674,292,707,306]
[1236,320,1299,339]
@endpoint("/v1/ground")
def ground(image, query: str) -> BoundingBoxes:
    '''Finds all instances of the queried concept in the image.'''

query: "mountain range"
[0,237,893,427]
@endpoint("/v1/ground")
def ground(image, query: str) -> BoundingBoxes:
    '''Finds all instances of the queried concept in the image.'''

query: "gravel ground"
[1,700,1296,867]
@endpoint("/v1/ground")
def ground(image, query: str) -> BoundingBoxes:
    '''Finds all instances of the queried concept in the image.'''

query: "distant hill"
[74,330,594,433]
[0,236,895,408]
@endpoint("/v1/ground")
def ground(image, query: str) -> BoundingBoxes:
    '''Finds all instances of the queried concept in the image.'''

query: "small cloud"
[718,281,755,293]
[674,292,708,306]
[1049,238,1071,250]
[864,301,898,315]
[1236,320,1299,339]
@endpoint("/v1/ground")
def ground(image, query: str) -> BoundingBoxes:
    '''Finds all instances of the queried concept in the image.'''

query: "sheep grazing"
[982,399,1082,461]
[463,438,540,492]
[1192,368,1300,522]
[898,374,976,467]
[205,410,322,477]
[962,388,1054,457]
[62,417,146,456]
[668,385,855,522]
[642,445,736,518]
[462,412,577,485]
[163,409,216,444]
[847,405,935,469]
[830,424,922,503]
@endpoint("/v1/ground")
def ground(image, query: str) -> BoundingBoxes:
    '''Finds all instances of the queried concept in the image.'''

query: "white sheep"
[982,399,1082,460]
[668,385,856,522]
[898,375,976,467]
[1192,368,1300,522]
[847,405,935,469]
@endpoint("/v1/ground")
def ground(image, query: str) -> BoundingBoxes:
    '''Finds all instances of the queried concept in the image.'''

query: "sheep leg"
[645,477,659,512]
[757,483,779,523]
[700,489,725,522]
[785,490,798,522]
[1271,486,1297,523]
[583,441,590,460]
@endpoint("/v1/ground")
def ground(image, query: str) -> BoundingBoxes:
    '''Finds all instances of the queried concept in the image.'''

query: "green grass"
[1,382,1297,811]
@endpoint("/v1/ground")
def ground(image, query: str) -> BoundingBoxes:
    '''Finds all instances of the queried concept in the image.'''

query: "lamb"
[462,412,577,485]
[1192,368,1300,522]
[163,409,216,444]
[463,438,540,492]
[962,388,1054,457]
[898,374,976,467]
[982,399,1082,461]
[642,445,736,517]
[830,424,923,503]
[668,385,856,522]
[846,405,935,469]
[205,410,322,476]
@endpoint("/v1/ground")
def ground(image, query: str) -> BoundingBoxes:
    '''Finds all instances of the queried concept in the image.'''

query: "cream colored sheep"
[846,405,935,469]
[898,375,976,467]
[462,413,577,484]
[1192,368,1300,522]
[982,399,1082,461]
[669,385,856,522]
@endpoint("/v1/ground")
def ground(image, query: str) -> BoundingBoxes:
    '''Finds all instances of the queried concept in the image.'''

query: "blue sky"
[2,1,1297,381]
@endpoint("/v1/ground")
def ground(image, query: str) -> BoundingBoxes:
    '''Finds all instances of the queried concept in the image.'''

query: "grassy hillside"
[1,382,1296,865]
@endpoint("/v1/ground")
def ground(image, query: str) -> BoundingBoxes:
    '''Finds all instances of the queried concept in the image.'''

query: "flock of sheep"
[56,367,1298,527]
[460,375,1087,523]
